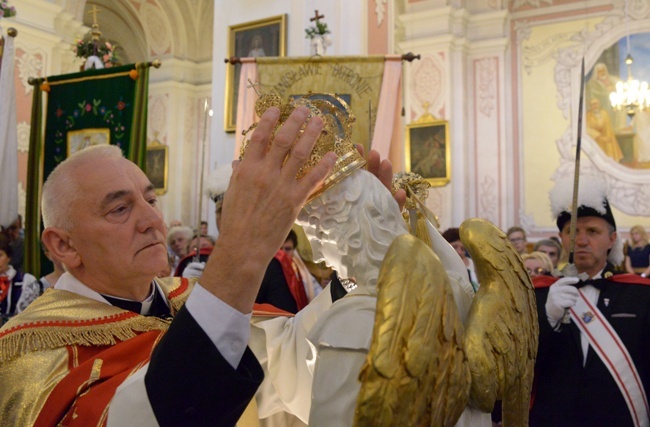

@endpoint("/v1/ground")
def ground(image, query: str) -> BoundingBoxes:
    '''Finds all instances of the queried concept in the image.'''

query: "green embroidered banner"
[25,63,152,277]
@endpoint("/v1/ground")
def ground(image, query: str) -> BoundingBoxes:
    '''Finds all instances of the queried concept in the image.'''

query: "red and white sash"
[570,290,649,427]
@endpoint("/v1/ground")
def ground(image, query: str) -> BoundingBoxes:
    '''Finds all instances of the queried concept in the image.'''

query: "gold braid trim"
[156,276,194,314]
[0,280,196,364]
[0,313,170,364]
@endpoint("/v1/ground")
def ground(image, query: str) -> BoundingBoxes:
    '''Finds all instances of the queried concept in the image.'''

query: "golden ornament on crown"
[240,92,366,203]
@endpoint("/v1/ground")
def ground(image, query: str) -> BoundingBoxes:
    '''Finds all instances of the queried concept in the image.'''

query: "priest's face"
[65,156,169,298]
[560,216,616,278]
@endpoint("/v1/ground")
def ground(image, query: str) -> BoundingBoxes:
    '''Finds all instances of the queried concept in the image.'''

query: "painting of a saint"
[586,32,650,168]
[406,120,450,186]
[146,145,168,195]
[586,97,624,162]
[225,15,286,132]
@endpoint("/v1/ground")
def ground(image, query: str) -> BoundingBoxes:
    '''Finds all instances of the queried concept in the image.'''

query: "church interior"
[5,0,650,242]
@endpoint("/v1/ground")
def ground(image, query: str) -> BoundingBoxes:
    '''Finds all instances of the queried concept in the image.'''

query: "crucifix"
[88,5,101,27]
[310,9,325,24]
[247,78,261,96]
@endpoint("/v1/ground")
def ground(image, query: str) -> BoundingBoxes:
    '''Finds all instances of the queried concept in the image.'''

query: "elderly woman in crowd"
[166,226,193,269]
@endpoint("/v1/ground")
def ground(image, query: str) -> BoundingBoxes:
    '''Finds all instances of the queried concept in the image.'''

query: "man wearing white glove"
[530,177,650,427]
[544,276,579,328]
[183,261,205,279]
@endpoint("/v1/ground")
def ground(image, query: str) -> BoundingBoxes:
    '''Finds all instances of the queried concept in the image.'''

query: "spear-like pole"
[568,58,586,265]
[194,99,210,262]
[561,58,586,324]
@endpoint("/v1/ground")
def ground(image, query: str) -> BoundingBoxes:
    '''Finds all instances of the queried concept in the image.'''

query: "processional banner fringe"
[255,56,385,153]
[25,63,154,277]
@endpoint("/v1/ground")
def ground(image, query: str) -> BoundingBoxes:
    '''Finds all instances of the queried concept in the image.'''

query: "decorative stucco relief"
[184,99,197,149]
[514,20,532,46]
[629,0,650,17]
[487,0,500,9]
[479,174,498,224]
[410,54,444,117]
[551,2,650,215]
[141,2,171,56]
[476,57,497,118]
[519,210,537,235]
[375,0,388,26]
[553,128,650,216]
[16,49,44,96]
[17,122,30,153]
[522,31,574,75]
[511,0,553,11]
[148,94,168,142]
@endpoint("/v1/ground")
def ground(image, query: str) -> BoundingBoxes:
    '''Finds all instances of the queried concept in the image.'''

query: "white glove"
[182,262,205,279]
[545,276,580,328]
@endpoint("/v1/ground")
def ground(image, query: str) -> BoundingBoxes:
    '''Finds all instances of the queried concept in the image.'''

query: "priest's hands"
[357,145,407,211]
[202,106,336,313]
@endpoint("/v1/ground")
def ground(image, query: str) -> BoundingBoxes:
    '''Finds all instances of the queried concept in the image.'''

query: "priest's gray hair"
[42,145,124,230]
[297,169,408,291]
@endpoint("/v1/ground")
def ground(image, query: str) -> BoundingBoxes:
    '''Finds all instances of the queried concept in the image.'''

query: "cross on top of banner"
[88,5,101,27]
[310,10,324,23]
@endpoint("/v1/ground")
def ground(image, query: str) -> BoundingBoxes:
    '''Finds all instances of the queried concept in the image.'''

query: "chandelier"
[609,54,650,117]
[609,0,650,117]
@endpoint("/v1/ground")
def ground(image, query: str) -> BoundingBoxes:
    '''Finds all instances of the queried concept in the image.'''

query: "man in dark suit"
[531,177,650,427]
[0,105,336,426]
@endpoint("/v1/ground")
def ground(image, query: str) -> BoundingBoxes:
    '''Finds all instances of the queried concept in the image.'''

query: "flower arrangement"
[73,38,119,67]
[305,21,329,40]
[0,0,17,19]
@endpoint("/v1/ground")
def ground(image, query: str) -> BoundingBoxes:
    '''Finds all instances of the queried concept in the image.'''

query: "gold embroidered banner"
[256,56,385,152]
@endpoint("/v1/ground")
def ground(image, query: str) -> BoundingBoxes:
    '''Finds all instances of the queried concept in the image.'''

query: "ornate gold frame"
[145,142,168,195]
[405,115,450,186]
[224,14,287,132]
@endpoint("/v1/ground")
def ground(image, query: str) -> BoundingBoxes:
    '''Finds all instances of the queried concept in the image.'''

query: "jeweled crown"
[240,92,366,203]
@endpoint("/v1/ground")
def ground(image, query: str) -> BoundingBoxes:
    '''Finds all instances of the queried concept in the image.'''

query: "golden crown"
[240,92,366,203]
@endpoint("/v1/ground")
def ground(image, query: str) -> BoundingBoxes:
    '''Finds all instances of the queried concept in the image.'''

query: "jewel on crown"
[240,92,367,203]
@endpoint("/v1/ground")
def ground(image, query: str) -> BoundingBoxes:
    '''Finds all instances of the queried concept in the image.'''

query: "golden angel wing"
[354,234,470,427]
[460,218,539,426]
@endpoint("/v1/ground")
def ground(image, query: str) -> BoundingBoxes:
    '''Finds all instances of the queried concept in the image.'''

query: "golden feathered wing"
[461,218,538,426]
[354,234,470,427]
[353,219,538,427]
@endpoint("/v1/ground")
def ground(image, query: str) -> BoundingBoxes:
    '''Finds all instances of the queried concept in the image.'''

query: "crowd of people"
[2,102,650,426]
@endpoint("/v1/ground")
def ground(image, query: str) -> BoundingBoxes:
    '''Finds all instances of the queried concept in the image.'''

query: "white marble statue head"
[297,169,408,293]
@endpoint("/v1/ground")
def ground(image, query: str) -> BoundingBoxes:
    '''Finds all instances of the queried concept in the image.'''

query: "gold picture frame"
[146,142,168,195]
[224,14,287,132]
[405,117,450,186]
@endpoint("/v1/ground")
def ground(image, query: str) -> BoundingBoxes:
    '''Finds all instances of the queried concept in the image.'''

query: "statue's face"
[300,219,349,279]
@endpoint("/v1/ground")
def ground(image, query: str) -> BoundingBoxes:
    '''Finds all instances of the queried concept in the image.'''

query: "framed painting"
[405,119,450,186]
[67,128,110,156]
[146,143,168,195]
[224,14,287,132]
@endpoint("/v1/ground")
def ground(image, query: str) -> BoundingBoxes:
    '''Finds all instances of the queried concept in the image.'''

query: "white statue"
[310,34,332,56]
[294,169,487,427]
[84,55,104,70]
